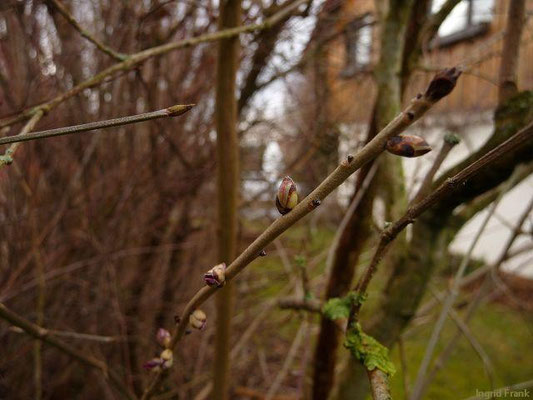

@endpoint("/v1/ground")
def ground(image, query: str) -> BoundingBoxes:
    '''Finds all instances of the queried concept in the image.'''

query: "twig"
[0,111,44,167]
[367,369,392,400]
[0,302,136,400]
[46,0,126,61]
[9,326,121,343]
[0,0,309,130]
[140,69,463,400]
[0,105,194,146]
[411,134,459,204]
[265,321,307,400]
[278,297,323,313]
[418,196,533,399]
[428,287,495,390]
[409,165,520,400]
[350,119,533,322]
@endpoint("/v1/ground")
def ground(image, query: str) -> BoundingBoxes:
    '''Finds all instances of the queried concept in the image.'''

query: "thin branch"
[140,69,463,400]
[9,326,121,343]
[0,104,194,146]
[409,166,520,400]
[411,134,459,204]
[46,0,126,61]
[0,111,44,167]
[265,321,307,400]
[0,0,309,130]
[417,196,533,398]
[368,369,392,400]
[350,119,533,322]
[0,302,136,400]
[278,297,323,314]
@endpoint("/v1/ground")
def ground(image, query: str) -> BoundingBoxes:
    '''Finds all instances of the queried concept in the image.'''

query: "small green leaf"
[322,292,366,321]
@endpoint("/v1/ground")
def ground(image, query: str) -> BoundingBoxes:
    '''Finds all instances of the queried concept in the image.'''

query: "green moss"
[344,322,397,376]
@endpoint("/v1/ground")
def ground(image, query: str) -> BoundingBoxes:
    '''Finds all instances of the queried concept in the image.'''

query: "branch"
[45,0,126,61]
[278,297,323,314]
[368,369,392,400]
[350,119,533,321]
[140,68,462,400]
[0,0,309,130]
[0,111,44,167]
[498,0,526,103]
[0,302,136,400]
[409,165,520,400]
[0,104,194,146]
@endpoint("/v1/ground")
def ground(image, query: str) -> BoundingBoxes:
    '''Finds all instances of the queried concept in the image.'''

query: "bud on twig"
[142,349,174,372]
[424,67,462,101]
[276,176,298,215]
[160,349,173,369]
[204,263,226,288]
[189,309,207,330]
[156,328,171,348]
[386,135,431,158]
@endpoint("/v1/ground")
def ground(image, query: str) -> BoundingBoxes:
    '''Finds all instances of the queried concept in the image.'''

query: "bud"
[276,176,298,215]
[386,135,431,158]
[204,263,226,288]
[160,349,173,369]
[424,67,462,101]
[143,358,163,372]
[156,328,171,348]
[189,309,207,330]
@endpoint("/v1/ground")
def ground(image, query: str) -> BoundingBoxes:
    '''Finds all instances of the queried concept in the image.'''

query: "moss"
[344,322,397,376]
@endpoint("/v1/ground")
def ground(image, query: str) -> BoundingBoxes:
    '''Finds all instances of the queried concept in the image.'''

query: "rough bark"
[214,1,241,399]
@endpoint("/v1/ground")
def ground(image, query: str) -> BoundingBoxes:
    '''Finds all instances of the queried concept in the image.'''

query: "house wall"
[327,0,533,124]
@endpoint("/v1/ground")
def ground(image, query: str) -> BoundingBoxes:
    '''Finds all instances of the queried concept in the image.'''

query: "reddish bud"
[386,135,431,158]
[276,176,298,215]
[204,263,226,288]
[156,328,171,348]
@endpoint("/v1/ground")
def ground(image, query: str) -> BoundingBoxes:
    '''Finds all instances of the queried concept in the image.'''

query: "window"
[340,14,373,78]
[432,0,495,47]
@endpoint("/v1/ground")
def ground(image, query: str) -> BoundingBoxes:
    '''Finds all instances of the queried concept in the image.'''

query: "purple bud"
[386,135,431,158]
[156,328,171,347]
[204,263,226,288]
[143,358,163,371]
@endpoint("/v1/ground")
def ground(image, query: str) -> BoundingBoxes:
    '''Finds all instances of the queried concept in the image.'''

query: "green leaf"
[344,323,396,376]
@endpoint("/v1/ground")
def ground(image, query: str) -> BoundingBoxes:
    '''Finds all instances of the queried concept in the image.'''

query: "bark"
[498,0,526,104]
[214,1,241,399]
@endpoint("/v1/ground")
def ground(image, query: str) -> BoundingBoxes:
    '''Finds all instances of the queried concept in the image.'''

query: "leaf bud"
[204,263,226,288]
[386,135,431,158]
[189,309,207,330]
[276,176,298,215]
[156,328,171,348]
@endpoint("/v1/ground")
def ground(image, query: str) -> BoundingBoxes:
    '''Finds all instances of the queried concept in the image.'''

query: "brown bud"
[386,135,431,158]
[204,263,226,288]
[276,176,298,215]
[424,67,462,101]
[189,309,207,330]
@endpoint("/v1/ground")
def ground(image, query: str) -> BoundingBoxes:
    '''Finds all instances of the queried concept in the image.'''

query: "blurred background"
[0,0,532,399]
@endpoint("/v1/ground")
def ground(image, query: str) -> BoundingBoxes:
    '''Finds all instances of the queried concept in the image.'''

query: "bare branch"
[45,0,126,61]
[0,104,194,146]
[0,303,136,400]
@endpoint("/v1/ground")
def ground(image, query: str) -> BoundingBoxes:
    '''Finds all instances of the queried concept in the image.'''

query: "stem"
[350,119,533,320]
[140,68,462,400]
[0,0,308,130]
[0,302,136,400]
[46,0,126,61]
[0,111,44,167]
[213,0,241,398]
[0,105,194,146]
[409,168,520,400]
